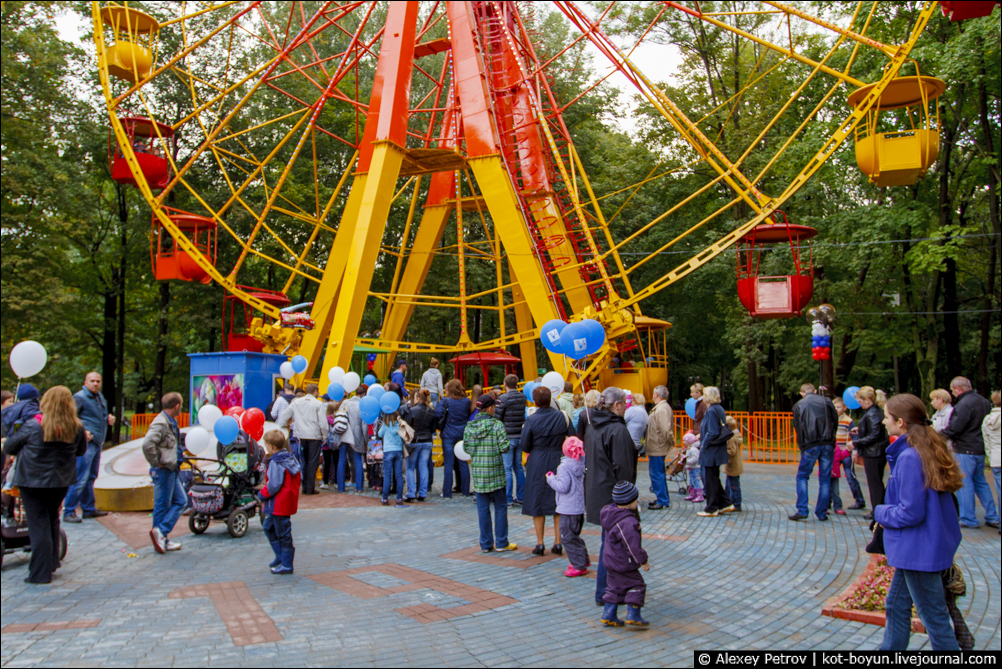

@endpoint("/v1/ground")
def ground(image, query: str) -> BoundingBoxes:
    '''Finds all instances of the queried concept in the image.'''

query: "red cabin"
[939,1,999,21]
[111,117,173,190]
[224,288,291,352]
[151,208,217,284]
[448,351,521,389]
[735,213,817,319]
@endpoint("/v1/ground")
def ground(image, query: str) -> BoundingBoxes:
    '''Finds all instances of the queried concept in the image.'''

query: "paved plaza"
[1,464,999,667]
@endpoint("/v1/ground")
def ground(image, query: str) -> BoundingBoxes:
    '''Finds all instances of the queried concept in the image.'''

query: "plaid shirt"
[462,413,510,493]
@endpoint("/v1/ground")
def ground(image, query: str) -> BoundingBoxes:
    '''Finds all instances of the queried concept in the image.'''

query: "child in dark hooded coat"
[600,480,651,627]
[259,430,302,574]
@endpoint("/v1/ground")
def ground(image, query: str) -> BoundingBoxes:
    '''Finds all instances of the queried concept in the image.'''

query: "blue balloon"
[359,395,381,424]
[560,322,590,360]
[214,415,240,445]
[523,381,538,403]
[367,385,385,400]
[290,355,308,374]
[685,397,697,420]
[540,319,567,353]
[843,386,861,410]
[580,319,607,355]
[380,393,401,414]
[812,335,822,345]
[364,374,377,386]
[327,382,345,401]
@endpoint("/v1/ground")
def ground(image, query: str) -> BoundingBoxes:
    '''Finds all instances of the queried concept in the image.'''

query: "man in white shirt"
[278,383,329,495]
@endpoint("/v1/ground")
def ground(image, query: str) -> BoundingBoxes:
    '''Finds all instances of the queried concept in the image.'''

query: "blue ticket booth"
[188,352,286,423]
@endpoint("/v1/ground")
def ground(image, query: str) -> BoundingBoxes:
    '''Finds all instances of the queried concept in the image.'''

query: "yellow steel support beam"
[509,259,539,379]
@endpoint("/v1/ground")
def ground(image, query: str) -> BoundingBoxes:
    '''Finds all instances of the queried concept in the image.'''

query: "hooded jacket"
[600,503,648,573]
[583,410,638,525]
[260,450,302,516]
[420,368,444,398]
[1,399,40,438]
[546,455,586,516]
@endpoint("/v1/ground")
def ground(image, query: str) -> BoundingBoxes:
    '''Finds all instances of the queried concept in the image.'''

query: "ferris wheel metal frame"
[93,0,942,388]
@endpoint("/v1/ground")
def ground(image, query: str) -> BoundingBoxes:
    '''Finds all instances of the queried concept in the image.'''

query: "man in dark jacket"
[789,383,838,522]
[583,387,637,606]
[943,376,998,529]
[64,373,115,523]
[494,374,527,507]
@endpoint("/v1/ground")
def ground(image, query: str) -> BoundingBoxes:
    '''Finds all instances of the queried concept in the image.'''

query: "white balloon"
[327,366,346,384]
[185,426,210,454]
[342,371,360,393]
[197,404,223,430]
[541,371,565,396]
[9,340,47,378]
[454,440,471,462]
[280,361,295,379]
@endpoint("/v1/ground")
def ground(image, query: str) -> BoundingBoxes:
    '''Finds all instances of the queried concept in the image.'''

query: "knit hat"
[562,436,584,461]
[612,480,639,505]
[476,395,495,410]
[16,384,39,401]
[682,430,698,446]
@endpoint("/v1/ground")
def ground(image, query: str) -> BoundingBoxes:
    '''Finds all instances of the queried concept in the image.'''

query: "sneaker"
[481,547,494,554]
[320,484,329,490]
[836,509,846,516]
[150,528,166,554]
[63,514,82,524]
[564,566,588,578]
[165,539,182,552]
[381,499,389,506]
[697,510,719,517]
[82,510,108,518]
[719,505,737,514]
[270,566,294,575]
[788,513,808,522]
[648,503,666,510]
[496,543,518,552]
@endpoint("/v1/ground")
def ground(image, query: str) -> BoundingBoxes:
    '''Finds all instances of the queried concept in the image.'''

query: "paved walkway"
[2,464,999,667]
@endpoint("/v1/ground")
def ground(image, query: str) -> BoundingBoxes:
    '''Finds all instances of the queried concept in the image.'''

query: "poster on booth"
[192,374,245,415]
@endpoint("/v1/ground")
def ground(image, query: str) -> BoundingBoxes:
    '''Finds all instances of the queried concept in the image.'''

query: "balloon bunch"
[540,318,606,360]
[195,403,267,445]
[358,384,401,424]
[326,366,360,401]
[279,355,309,380]
[365,353,377,371]
[807,303,836,362]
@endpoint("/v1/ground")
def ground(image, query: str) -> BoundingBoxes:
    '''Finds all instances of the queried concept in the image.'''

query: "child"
[833,397,866,510]
[683,431,704,504]
[377,411,406,507]
[723,416,743,512]
[600,481,651,628]
[258,430,301,575]
[545,436,589,577]
[321,401,342,490]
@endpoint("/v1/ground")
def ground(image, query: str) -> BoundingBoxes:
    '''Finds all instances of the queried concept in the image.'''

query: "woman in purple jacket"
[875,394,964,651]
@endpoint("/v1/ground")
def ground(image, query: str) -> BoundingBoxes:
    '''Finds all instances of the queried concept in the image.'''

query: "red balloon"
[240,407,266,437]
[821,350,831,360]
[812,351,821,361]
[225,406,244,418]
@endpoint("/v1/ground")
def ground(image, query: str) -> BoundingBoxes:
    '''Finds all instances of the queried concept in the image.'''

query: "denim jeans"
[688,468,703,491]
[955,453,999,527]
[830,478,843,511]
[796,444,834,519]
[994,468,1001,511]
[475,488,509,550]
[407,443,433,499]
[502,438,524,504]
[382,451,405,502]
[648,456,671,507]
[440,438,470,497]
[880,568,960,651]
[63,441,102,517]
[150,467,186,538]
[262,514,294,569]
[595,528,608,604]
[337,443,365,492]
[725,475,741,509]
[841,456,866,506]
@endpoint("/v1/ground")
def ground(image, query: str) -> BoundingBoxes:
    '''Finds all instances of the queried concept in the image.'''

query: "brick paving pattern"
[2,463,999,667]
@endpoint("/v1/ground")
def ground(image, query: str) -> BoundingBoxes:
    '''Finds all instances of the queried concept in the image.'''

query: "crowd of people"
[2,362,999,641]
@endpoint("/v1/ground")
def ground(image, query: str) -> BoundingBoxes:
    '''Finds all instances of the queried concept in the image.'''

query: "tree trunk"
[153,281,170,411]
[937,83,963,380]
[113,237,127,444]
[977,69,1001,394]
[101,284,117,426]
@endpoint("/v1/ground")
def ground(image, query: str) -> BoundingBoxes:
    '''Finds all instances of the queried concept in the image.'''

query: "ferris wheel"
[93,0,958,392]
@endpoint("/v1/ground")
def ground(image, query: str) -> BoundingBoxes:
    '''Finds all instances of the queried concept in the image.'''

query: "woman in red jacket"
[259,430,302,574]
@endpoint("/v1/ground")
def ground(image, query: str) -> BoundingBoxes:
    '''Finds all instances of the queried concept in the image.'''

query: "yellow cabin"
[100,5,160,84]
[848,73,946,187]
[598,316,670,399]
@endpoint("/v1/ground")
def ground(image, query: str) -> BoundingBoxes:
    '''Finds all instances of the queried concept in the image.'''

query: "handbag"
[398,419,415,457]
[865,520,885,555]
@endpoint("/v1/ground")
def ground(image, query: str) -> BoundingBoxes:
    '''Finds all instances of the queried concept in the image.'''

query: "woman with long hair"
[436,379,471,497]
[3,386,87,583]
[853,386,890,517]
[876,394,963,651]
[404,390,439,502]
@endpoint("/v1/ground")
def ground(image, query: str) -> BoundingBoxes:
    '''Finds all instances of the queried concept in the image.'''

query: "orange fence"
[130,412,190,439]
[672,411,797,464]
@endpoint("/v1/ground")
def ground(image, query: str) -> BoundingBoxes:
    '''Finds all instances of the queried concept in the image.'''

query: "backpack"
[332,411,349,435]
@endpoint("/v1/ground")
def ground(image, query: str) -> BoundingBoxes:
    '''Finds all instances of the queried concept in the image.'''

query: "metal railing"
[130,412,191,439]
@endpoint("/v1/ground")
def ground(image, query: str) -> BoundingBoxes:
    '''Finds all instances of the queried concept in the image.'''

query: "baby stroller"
[186,434,265,538]
[666,450,689,496]
[1,456,67,568]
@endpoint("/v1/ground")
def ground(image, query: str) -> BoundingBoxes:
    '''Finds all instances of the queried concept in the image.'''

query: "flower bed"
[822,554,925,633]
